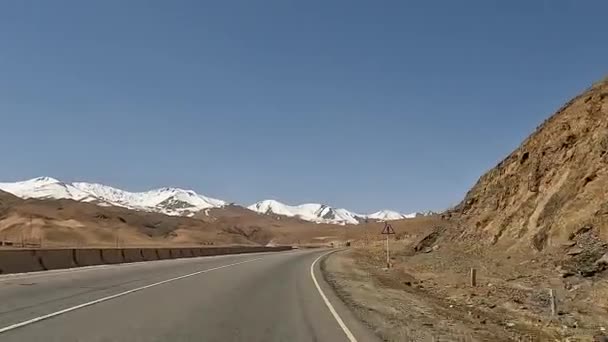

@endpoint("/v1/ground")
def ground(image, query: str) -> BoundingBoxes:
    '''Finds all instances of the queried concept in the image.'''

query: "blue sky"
[0,0,606,213]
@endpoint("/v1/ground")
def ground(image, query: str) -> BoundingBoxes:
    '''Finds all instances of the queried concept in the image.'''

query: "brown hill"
[0,196,244,247]
[0,196,364,248]
[0,190,21,220]
[0,190,20,203]
[198,205,368,246]
[453,77,608,255]
[334,78,608,340]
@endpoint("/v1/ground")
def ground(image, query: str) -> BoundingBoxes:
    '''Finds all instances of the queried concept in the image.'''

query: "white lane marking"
[0,257,263,334]
[310,251,357,342]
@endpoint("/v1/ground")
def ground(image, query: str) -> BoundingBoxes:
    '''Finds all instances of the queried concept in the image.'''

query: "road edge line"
[0,257,263,334]
[310,250,358,342]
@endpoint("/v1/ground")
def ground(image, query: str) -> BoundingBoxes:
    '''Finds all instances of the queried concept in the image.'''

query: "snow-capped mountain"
[0,177,430,224]
[0,177,226,217]
[72,182,226,216]
[247,200,423,225]
[366,210,417,221]
[248,200,361,225]
[0,177,99,203]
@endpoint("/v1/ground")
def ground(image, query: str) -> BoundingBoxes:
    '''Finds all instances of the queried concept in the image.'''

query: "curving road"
[0,249,378,342]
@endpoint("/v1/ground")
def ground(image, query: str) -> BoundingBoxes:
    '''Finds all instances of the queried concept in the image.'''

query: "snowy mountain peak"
[0,177,226,217]
[247,200,426,225]
[0,177,97,202]
[0,177,430,225]
[367,210,417,221]
[31,176,61,184]
[71,182,226,216]
[247,200,360,225]
[156,187,187,194]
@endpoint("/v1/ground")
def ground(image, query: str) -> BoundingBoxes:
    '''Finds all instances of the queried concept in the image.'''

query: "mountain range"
[247,200,420,225]
[0,177,429,225]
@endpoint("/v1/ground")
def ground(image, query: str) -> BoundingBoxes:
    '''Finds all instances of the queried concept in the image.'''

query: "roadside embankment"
[322,248,567,341]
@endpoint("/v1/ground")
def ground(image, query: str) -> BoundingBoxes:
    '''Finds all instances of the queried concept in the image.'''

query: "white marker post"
[385,234,390,268]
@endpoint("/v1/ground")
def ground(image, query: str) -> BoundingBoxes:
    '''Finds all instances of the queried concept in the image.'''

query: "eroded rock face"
[453,78,608,251]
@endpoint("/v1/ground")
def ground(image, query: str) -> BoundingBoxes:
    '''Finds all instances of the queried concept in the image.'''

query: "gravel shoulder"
[322,248,560,342]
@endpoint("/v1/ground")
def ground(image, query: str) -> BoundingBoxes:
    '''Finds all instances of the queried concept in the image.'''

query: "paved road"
[0,249,379,342]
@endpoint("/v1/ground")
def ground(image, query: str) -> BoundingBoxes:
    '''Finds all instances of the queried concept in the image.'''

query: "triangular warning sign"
[381,223,395,235]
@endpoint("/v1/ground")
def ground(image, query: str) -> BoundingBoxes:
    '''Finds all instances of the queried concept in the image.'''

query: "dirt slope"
[453,78,608,255]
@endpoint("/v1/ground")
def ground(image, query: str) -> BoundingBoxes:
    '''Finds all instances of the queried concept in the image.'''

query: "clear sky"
[0,1,606,214]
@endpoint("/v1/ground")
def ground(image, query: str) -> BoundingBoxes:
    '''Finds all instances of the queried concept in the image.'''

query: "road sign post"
[385,234,390,268]
[381,223,395,268]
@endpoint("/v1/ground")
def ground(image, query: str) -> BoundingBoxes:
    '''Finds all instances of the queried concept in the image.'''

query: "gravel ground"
[322,248,564,342]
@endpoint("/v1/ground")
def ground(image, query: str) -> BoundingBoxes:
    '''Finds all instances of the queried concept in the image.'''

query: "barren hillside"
[0,196,235,247]
[327,78,608,341]
[0,195,365,247]
[452,78,608,255]
[0,190,20,217]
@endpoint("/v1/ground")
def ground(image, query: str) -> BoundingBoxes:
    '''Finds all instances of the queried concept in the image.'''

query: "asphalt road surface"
[0,249,379,342]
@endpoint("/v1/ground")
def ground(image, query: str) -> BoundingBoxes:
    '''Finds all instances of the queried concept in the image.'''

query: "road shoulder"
[322,248,543,341]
